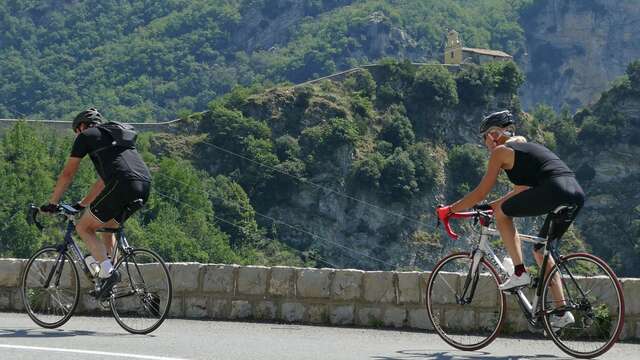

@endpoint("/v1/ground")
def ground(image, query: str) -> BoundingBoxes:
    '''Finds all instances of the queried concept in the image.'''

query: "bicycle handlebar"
[437,209,494,240]
[27,203,80,230]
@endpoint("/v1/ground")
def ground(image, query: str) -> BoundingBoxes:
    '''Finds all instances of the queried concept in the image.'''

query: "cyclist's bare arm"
[450,146,511,212]
[79,178,105,207]
[48,157,82,204]
[488,185,530,209]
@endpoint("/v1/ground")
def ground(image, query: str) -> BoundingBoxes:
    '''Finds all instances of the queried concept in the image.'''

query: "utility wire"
[153,189,340,268]
[197,138,430,228]
[155,173,396,268]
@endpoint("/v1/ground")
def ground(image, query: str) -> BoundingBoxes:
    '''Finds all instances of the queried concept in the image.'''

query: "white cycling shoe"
[499,272,531,291]
[549,311,575,330]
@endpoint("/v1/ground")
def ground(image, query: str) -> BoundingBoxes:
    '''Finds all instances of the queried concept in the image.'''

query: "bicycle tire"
[21,246,80,328]
[110,248,172,334]
[426,252,506,351]
[541,252,624,358]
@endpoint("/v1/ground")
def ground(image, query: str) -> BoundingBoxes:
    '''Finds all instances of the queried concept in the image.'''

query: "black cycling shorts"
[89,179,150,224]
[501,176,585,248]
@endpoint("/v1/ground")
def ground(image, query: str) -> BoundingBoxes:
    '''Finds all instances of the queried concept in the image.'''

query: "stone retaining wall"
[1,259,638,340]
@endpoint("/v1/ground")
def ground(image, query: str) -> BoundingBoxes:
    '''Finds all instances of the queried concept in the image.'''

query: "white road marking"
[0,344,191,360]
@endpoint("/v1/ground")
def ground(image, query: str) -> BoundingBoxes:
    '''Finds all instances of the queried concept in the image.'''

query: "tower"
[444,29,462,64]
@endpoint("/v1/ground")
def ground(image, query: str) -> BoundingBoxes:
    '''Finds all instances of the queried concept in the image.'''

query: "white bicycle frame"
[473,224,550,323]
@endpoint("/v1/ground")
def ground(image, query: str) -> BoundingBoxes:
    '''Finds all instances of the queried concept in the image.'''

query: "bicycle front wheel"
[21,246,80,328]
[110,248,172,334]
[542,253,624,358]
[426,252,506,351]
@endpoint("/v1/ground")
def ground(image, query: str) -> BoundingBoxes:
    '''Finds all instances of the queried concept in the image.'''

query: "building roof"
[462,47,512,58]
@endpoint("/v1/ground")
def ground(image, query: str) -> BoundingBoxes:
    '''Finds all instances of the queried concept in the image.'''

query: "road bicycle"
[426,205,624,358]
[21,202,172,334]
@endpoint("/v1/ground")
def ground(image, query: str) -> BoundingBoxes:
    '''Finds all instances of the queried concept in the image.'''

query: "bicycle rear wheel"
[542,253,624,358]
[110,248,172,334]
[426,252,506,351]
[21,246,80,328]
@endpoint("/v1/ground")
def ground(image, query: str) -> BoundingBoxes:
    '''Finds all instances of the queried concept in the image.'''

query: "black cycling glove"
[473,203,493,211]
[40,203,59,213]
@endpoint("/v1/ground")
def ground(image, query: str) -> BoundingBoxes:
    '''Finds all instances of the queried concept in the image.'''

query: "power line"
[197,138,430,228]
[154,173,396,268]
[153,189,340,268]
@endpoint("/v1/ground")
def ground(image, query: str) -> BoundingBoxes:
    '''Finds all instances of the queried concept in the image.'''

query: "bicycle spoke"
[542,253,624,358]
[21,247,80,329]
[110,248,172,334]
[427,253,505,351]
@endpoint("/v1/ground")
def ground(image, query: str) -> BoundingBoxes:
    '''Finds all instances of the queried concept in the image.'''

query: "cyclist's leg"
[77,179,126,277]
[77,212,119,273]
[533,218,566,308]
[100,232,116,258]
[493,204,523,265]
[533,177,585,310]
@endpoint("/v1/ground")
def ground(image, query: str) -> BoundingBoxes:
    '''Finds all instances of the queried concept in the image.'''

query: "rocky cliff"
[519,0,640,110]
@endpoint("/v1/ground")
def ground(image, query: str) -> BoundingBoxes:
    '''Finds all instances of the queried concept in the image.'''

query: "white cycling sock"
[99,260,114,278]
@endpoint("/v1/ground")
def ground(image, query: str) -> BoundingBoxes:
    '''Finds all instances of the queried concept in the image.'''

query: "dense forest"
[0,0,531,121]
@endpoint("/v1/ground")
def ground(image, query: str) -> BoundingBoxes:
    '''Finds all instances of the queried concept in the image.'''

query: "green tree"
[410,66,458,109]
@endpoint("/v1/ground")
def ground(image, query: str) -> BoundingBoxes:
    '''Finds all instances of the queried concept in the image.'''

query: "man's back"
[70,126,151,183]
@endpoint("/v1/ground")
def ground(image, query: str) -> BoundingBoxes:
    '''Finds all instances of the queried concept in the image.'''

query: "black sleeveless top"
[504,142,574,187]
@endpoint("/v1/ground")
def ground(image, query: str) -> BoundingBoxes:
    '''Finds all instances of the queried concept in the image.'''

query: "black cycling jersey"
[70,126,151,183]
[500,141,585,245]
[504,142,574,187]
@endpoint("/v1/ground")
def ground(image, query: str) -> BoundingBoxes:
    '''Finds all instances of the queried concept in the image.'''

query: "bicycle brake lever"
[27,204,44,231]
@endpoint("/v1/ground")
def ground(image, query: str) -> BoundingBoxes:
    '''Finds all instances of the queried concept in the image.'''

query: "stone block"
[478,311,502,333]
[296,268,332,298]
[202,264,237,294]
[269,266,295,297]
[331,269,363,301]
[281,302,305,322]
[0,289,11,310]
[583,276,620,313]
[0,259,25,287]
[169,296,184,317]
[237,266,268,295]
[419,272,431,304]
[307,304,328,324]
[11,289,24,311]
[78,294,98,313]
[383,307,406,328]
[408,308,432,330]
[171,263,202,292]
[137,263,170,293]
[255,301,276,320]
[636,320,640,340]
[230,300,252,319]
[443,308,475,332]
[330,305,354,325]
[505,309,529,333]
[209,299,229,319]
[184,296,207,318]
[363,271,395,303]
[357,307,382,326]
[622,278,640,316]
[473,274,500,308]
[427,271,459,305]
[397,272,421,304]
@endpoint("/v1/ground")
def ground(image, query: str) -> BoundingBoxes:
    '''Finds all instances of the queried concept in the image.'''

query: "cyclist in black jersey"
[436,110,585,329]
[41,108,151,300]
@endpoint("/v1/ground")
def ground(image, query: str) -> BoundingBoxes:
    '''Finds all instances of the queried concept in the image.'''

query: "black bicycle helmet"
[479,110,514,135]
[72,107,103,130]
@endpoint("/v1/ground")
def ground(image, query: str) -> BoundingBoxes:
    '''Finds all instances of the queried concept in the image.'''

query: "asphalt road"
[0,312,638,359]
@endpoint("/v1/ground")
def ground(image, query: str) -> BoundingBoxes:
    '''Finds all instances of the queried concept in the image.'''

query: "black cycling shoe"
[95,271,121,301]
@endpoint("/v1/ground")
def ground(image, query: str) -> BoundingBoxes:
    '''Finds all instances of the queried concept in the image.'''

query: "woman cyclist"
[436,110,585,329]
